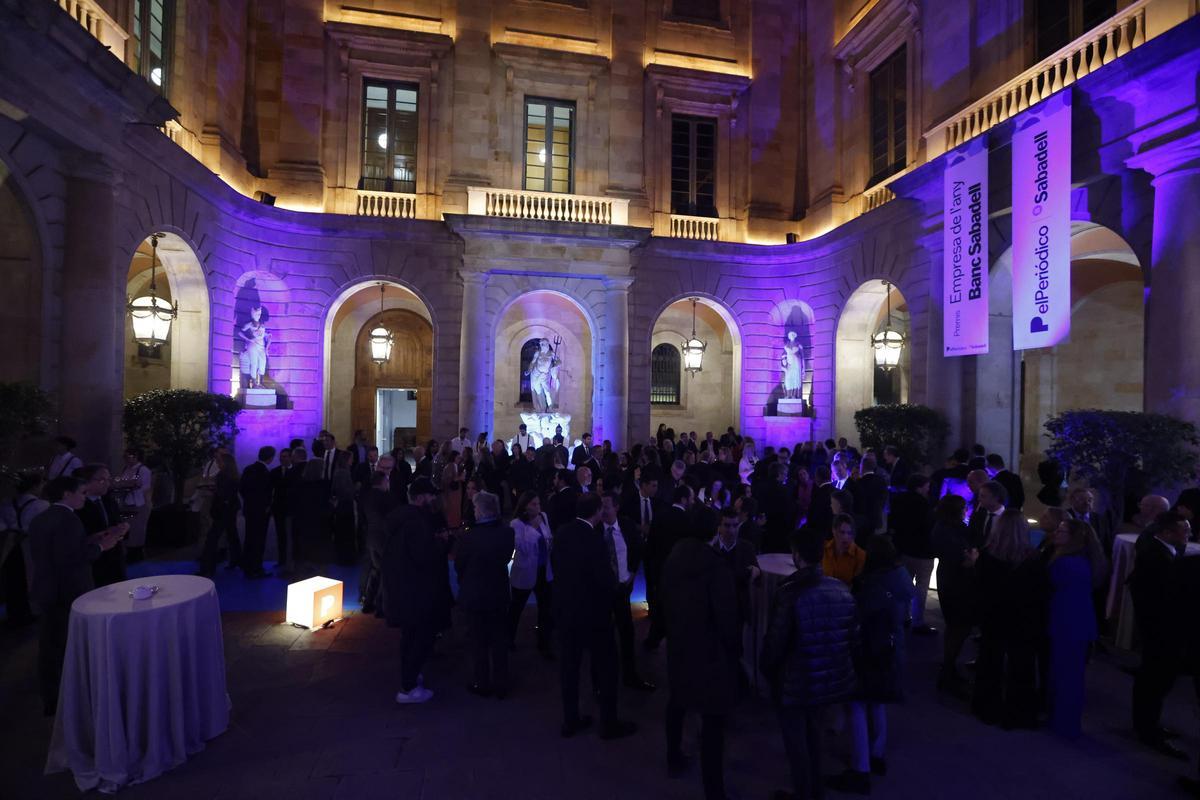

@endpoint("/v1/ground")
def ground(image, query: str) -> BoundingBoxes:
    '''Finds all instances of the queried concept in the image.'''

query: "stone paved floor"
[2,579,1198,800]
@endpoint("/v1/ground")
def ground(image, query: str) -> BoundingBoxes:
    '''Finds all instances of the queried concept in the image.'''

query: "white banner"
[943,138,989,356]
[1012,92,1071,350]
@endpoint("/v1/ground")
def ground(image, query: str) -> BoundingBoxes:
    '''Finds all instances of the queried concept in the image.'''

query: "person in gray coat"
[30,476,125,714]
[661,509,741,800]
[455,492,515,697]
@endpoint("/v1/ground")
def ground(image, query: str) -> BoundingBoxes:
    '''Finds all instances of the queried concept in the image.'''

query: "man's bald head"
[1140,495,1170,519]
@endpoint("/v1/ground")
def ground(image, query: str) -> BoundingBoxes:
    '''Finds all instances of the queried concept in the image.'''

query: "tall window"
[360,81,419,194]
[671,0,721,22]
[519,338,542,403]
[868,46,907,186]
[131,0,174,94]
[671,115,717,217]
[525,99,575,193]
[651,344,682,405]
[1035,0,1117,61]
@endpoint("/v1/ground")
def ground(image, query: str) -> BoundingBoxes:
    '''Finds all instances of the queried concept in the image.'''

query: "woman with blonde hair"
[972,509,1047,727]
[1045,517,1107,738]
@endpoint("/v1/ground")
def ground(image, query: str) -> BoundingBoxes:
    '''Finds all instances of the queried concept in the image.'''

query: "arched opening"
[0,159,42,384]
[324,281,434,450]
[979,222,1144,482]
[121,232,210,400]
[493,291,594,444]
[835,281,911,442]
[649,297,741,438]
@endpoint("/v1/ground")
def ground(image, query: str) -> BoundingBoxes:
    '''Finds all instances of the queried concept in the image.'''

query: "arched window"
[519,338,542,403]
[651,343,681,405]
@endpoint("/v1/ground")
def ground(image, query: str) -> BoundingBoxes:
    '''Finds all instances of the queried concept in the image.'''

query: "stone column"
[602,278,632,449]
[60,158,123,462]
[458,270,490,436]
[1130,132,1200,424]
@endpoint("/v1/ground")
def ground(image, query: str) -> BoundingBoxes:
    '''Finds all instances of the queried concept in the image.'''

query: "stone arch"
[835,281,912,443]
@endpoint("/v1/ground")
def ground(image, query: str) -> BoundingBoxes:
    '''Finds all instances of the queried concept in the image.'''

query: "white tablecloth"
[46,575,230,792]
[745,553,796,693]
[1107,533,1200,650]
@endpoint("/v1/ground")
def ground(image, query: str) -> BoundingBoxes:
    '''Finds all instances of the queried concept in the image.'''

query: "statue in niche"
[238,305,271,389]
[780,329,805,400]
[526,337,562,413]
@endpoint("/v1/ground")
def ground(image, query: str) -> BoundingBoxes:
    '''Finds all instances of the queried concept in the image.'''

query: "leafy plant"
[123,390,242,501]
[854,404,950,467]
[1044,409,1199,521]
[0,381,54,466]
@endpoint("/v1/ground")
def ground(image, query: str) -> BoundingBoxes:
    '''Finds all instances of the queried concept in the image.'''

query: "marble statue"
[238,306,271,389]
[527,337,562,413]
[781,330,804,400]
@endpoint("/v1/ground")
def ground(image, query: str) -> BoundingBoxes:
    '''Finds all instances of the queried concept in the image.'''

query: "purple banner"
[1012,92,1071,350]
[943,138,989,356]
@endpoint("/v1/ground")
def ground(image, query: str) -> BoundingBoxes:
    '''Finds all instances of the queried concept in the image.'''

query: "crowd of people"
[3,427,1200,798]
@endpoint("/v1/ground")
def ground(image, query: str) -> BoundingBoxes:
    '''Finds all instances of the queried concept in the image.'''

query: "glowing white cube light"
[286,576,344,629]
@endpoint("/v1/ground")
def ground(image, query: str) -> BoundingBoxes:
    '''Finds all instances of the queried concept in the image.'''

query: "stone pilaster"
[458,270,490,436]
[602,277,632,448]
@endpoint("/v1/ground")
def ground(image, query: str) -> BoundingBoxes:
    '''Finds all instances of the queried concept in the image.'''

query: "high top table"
[45,575,230,793]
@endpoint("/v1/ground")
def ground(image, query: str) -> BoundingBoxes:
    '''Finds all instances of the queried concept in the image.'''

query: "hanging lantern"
[872,280,905,370]
[681,297,707,375]
[369,283,393,366]
[127,233,178,348]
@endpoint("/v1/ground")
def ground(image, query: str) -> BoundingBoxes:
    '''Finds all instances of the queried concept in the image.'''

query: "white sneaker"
[395,686,434,704]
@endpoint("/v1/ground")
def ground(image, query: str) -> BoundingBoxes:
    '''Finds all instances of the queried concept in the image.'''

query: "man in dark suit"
[1129,511,1191,759]
[535,438,557,471]
[546,469,578,531]
[986,454,1025,511]
[600,491,654,691]
[712,506,760,633]
[657,459,687,505]
[882,445,909,493]
[455,491,515,697]
[1067,486,1111,553]
[320,433,341,483]
[240,446,275,578]
[348,429,370,467]
[352,445,379,491]
[735,496,764,552]
[967,481,1007,548]
[850,455,889,539]
[270,447,295,570]
[383,478,447,704]
[31,476,125,714]
[759,462,798,553]
[551,435,570,471]
[890,474,937,635]
[644,484,695,650]
[75,464,126,587]
[551,493,637,739]
[806,465,834,533]
[571,432,600,473]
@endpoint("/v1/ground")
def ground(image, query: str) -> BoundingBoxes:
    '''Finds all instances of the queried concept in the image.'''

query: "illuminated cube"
[286,576,344,629]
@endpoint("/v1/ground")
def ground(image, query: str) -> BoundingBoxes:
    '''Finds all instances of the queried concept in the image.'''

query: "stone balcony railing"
[467,186,629,225]
[848,164,916,219]
[668,213,721,241]
[925,0,1195,157]
[55,0,128,59]
[355,189,418,219]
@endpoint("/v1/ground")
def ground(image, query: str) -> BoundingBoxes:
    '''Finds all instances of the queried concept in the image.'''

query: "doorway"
[376,388,419,453]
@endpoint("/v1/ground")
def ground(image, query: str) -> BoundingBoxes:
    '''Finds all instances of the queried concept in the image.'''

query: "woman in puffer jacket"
[761,526,859,800]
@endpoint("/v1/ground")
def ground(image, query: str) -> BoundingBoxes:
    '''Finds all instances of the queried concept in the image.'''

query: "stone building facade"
[1,0,1198,477]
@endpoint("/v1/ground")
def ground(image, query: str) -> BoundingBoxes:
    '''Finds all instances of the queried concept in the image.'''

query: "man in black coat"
[455,492,515,697]
[849,454,889,539]
[31,477,125,714]
[986,454,1025,511]
[967,481,1007,548]
[644,484,695,650]
[890,474,936,634]
[661,503,741,799]
[359,471,398,614]
[882,445,909,493]
[807,465,834,534]
[599,492,654,692]
[571,432,600,473]
[75,464,126,587]
[383,478,448,705]
[551,493,637,739]
[712,506,761,633]
[270,447,295,570]
[545,469,578,531]
[735,496,764,553]
[759,462,798,553]
[240,446,275,578]
[1129,511,1191,758]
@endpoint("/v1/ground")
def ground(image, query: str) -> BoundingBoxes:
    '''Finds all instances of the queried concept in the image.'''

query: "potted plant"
[853,403,950,469]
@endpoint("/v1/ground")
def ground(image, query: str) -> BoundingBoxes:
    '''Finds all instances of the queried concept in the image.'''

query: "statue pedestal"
[777,398,807,417]
[521,412,571,445]
[242,388,278,409]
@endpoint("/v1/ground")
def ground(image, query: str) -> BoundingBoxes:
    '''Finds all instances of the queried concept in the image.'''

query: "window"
[671,0,721,22]
[868,46,907,186]
[671,115,717,217]
[1035,0,1117,61]
[131,0,174,94]
[519,338,542,403]
[360,81,419,194]
[651,344,682,405]
[524,99,575,193]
